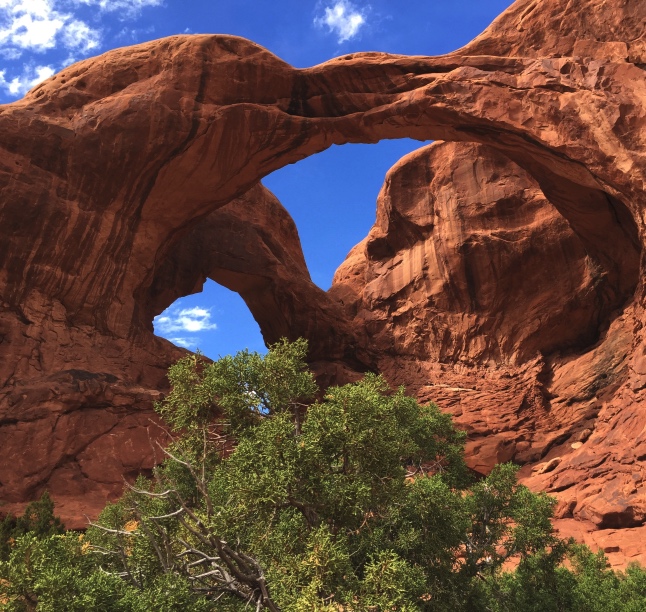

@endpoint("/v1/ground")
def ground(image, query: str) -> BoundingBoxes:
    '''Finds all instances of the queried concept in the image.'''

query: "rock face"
[1,0,646,564]
[331,140,645,566]
[332,141,611,366]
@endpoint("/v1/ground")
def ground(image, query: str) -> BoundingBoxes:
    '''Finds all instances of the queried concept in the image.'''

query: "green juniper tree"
[2,339,646,611]
[0,493,63,563]
[79,339,563,610]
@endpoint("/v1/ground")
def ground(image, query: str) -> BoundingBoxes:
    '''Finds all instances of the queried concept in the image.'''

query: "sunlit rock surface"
[1,0,646,565]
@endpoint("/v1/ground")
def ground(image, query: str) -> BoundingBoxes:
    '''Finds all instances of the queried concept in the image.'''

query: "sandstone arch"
[1,0,646,564]
[2,20,643,341]
[145,184,368,368]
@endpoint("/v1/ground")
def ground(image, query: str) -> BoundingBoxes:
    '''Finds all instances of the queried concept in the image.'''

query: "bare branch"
[87,522,141,538]
[135,511,170,572]
[147,507,185,521]
[123,481,176,498]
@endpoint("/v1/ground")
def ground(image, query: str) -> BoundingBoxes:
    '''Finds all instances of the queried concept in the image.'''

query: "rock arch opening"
[263,139,429,290]
[153,280,265,358]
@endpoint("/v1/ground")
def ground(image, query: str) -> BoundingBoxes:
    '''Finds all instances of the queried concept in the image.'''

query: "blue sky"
[0,0,513,358]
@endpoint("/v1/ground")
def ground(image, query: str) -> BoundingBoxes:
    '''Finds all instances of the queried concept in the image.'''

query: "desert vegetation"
[1,340,645,611]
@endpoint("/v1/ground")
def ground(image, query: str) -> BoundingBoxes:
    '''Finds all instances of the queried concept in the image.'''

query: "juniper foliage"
[2,340,645,610]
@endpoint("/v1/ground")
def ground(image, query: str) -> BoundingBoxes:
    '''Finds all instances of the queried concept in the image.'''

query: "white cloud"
[0,46,22,59]
[154,304,217,351]
[154,306,217,335]
[0,0,100,55]
[61,18,100,52]
[60,52,76,65]
[6,11,62,50]
[315,1,368,43]
[0,0,164,99]
[114,23,154,41]
[0,63,54,95]
[168,337,198,349]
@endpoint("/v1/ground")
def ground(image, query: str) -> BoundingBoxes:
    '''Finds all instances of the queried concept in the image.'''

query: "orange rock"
[1,0,646,567]
[534,458,562,475]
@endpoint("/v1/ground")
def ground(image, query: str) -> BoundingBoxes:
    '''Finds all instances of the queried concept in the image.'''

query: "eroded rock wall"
[330,139,645,566]
[1,0,646,563]
[331,141,611,365]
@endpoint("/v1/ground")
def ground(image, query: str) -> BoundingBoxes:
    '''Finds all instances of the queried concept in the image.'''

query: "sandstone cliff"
[1,0,645,565]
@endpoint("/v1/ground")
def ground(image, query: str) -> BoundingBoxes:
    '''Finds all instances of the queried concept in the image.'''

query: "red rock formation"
[1,0,646,564]
[332,141,611,366]
[331,140,645,567]
[0,181,354,526]
[146,184,369,370]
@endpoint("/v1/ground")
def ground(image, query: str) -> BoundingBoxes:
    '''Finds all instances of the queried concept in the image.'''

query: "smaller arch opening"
[153,279,266,359]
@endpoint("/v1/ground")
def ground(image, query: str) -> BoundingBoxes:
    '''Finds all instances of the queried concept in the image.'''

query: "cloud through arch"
[154,304,218,349]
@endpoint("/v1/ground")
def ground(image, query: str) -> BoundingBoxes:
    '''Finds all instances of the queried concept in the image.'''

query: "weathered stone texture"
[1,0,646,563]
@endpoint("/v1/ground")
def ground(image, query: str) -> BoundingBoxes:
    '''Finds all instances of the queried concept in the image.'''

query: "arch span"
[2,0,646,557]
[0,31,641,341]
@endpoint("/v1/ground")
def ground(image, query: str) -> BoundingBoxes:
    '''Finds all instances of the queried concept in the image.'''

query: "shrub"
[2,340,645,611]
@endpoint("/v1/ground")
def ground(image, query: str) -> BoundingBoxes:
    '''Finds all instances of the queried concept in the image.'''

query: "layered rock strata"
[1,0,645,564]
